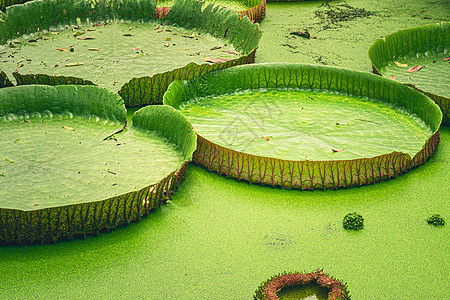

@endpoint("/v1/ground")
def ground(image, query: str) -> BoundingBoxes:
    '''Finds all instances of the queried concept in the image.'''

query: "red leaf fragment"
[389,75,396,80]
[217,57,230,62]
[420,10,425,13]
[262,136,270,141]
[76,36,95,40]
[164,42,169,47]
[94,23,106,27]
[132,47,141,51]
[406,65,424,73]
[332,149,344,153]
[211,46,222,50]
[444,56,450,61]
[204,57,221,64]
[28,39,38,43]
[223,50,239,55]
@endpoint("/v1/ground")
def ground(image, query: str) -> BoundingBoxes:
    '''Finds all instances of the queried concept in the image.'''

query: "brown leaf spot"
[393,61,408,67]
[204,57,221,64]
[76,36,95,40]
[406,65,424,73]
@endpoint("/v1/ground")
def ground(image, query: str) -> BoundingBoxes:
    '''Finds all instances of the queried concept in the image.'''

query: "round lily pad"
[369,22,449,126]
[0,0,262,106]
[0,21,239,92]
[0,85,196,244]
[164,63,442,189]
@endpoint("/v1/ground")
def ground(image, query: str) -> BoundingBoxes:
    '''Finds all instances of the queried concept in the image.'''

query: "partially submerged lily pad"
[164,63,442,190]
[0,85,196,244]
[369,22,449,126]
[254,269,350,300]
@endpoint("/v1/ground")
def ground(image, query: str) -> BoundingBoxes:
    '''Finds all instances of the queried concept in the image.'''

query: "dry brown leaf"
[332,149,344,153]
[406,65,424,73]
[223,50,239,55]
[63,125,75,131]
[57,48,70,51]
[393,61,408,67]
[88,48,100,51]
[76,36,95,40]
[204,57,221,64]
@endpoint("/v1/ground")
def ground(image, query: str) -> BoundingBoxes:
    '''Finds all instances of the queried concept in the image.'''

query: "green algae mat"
[0,0,449,299]
[165,63,441,189]
[0,84,196,243]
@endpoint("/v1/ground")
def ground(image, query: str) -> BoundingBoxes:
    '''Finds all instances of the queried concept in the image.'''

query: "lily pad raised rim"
[253,269,350,300]
[368,21,449,126]
[0,84,197,245]
[0,0,262,107]
[164,63,442,190]
[154,0,267,23]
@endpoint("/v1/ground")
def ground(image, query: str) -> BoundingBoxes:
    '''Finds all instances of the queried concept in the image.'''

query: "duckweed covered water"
[180,88,432,160]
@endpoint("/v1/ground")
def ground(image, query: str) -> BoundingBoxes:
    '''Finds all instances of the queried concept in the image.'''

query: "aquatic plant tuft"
[427,214,445,227]
[343,212,364,230]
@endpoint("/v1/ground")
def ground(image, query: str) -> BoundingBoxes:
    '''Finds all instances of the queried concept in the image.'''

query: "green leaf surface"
[0,21,239,92]
[178,88,432,160]
[369,22,449,125]
[0,85,188,211]
[165,63,442,189]
[156,0,252,12]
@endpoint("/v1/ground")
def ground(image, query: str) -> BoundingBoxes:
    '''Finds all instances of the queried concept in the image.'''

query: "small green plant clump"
[427,214,445,227]
[343,212,364,230]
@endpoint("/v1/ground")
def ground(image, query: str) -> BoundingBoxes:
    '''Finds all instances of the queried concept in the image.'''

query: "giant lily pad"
[0,0,262,106]
[164,63,442,189]
[369,22,449,126]
[0,84,196,244]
